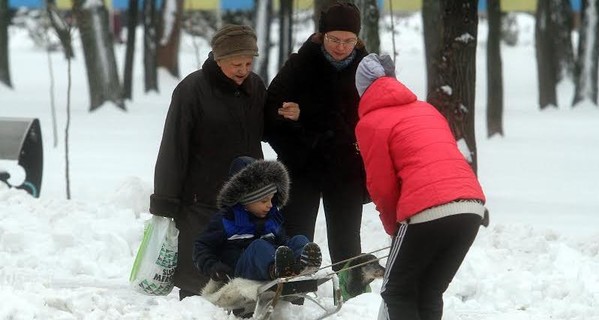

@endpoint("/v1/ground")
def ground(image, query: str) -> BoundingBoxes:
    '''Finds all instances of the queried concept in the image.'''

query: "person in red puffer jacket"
[354,53,486,320]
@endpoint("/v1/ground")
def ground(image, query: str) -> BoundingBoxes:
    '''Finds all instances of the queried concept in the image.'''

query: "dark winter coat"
[193,205,287,276]
[193,159,290,276]
[264,34,368,182]
[150,52,266,217]
[149,52,266,294]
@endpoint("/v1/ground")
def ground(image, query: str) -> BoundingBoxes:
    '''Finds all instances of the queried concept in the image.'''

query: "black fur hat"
[217,156,290,209]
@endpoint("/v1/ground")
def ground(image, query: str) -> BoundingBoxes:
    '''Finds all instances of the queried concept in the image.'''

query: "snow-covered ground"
[1,13,598,320]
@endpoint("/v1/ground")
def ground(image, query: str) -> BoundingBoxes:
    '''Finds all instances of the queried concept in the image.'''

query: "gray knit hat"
[211,24,259,60]
[356,53,396,96]
[239,184,278,205]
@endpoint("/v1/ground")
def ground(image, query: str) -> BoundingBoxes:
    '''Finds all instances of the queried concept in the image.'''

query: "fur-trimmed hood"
[217,158,290,209]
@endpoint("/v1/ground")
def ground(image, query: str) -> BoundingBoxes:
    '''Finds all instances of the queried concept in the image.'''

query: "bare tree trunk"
[354,0,379,54]
[143,0,159,92]
[123,0,139,100]
[535,0,559,109]
[422,0,442,96]
[47,2,74,59]
[73,0,125,111]
[278,0,293,70]
[65,57,72,199]
[157,0,183,78]
[552,0,575,81]
[487,0,504,138]
[0,0,11,88]
[572,0,599,106]
[47,1,73,148]
[254,0,272,83]
[425,0,480,173]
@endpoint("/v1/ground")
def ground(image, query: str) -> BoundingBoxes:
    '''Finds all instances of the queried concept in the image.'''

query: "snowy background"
[1,13,599,320]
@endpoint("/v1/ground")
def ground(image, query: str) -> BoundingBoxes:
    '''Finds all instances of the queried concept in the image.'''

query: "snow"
[455,33,475,43]
[1,12,599,320]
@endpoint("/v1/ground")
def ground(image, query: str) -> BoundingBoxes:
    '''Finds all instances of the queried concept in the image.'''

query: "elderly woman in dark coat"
[264,2,368,277]
[149,24,268,300]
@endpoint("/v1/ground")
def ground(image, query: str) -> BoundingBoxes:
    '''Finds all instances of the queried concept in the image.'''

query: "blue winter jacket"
[192,204,287,277]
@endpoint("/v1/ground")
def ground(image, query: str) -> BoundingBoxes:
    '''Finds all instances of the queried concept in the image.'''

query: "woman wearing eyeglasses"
[264,2,369,296]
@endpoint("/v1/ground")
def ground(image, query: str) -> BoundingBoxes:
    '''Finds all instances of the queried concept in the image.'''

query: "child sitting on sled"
[193,156,322,284]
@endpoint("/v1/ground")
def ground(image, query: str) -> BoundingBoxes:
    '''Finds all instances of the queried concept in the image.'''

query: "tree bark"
[0,0,11,88]
[486,0,504,138]
[47,2,74,60]
[157,0,183,78]
[73,0,125,111]
[143,0,159,92]
[572,0,599,106]
[278,0,293,70]
[354,0,379,54]
[551,0,575,82]
[422,0,442,96]
[123,0,139,100]
[535,0,559,109]
[425,0,480,173]
[253,0,272,83]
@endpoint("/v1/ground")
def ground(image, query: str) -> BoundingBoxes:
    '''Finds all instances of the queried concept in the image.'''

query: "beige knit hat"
[211,24,259,60]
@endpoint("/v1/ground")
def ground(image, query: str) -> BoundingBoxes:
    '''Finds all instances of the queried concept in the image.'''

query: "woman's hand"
[278,102,300,121]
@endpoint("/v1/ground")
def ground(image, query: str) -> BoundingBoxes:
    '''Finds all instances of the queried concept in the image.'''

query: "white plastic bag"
[129,215,179,295]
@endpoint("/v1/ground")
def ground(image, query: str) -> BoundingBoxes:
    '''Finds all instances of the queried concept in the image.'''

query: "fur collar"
[217,160,290,209]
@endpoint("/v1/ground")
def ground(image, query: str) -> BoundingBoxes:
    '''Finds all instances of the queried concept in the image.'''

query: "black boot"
[298,242,322,275]
[274,246,296,278]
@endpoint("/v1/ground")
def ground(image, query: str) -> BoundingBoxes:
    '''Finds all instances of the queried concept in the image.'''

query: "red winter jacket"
[355,77,485,235]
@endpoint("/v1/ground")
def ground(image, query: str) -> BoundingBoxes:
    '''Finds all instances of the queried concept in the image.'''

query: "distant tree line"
[0,0,597,175]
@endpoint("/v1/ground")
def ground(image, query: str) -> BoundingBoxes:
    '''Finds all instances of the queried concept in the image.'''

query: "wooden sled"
[249,273,343,320]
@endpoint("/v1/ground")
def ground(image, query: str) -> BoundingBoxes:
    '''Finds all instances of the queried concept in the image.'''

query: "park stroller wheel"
[252,273,343,320]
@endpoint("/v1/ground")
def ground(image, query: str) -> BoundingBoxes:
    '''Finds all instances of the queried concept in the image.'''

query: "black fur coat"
[264,34,368,182]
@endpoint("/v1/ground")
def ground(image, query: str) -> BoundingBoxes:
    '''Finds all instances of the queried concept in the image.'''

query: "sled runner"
[251,272,343,320]
[202,251,388,319]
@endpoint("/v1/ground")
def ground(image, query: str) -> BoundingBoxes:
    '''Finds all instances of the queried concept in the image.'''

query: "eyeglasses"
[324,34,358,48]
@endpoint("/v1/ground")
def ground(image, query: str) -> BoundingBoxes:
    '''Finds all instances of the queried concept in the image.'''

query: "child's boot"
[298,242,322,275]
[274,246,296,278]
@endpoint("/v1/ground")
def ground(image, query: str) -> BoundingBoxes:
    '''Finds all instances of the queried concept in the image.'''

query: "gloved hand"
[210,262,233,282]
[481,208,490,228]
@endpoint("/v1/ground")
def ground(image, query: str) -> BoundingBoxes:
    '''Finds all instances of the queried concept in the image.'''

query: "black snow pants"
[378,214,481,320]
[281,172,364,272]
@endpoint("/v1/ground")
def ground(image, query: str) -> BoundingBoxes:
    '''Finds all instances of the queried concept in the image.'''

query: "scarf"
[321,46,357,71]
[222,205,282,240]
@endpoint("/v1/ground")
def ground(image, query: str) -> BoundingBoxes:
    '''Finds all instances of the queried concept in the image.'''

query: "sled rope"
[279,246,391,281]
[322,245,390,272]
[322,253,389,279]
